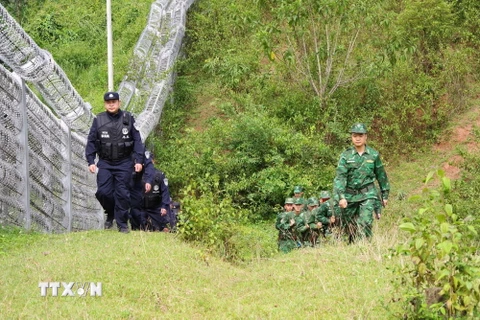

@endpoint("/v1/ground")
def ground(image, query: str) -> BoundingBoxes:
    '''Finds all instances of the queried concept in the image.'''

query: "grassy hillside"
[2,0,480,317]
[0,228,402,319]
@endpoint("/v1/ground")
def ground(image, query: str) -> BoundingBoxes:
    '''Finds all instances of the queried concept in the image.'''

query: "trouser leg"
[112,165,133,230]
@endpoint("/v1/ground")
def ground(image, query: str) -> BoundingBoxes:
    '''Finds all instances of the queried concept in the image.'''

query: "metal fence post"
[66,126,72,231]
[19,78,31,230]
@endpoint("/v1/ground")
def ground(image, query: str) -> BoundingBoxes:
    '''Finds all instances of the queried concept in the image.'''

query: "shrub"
[390,170,480,318]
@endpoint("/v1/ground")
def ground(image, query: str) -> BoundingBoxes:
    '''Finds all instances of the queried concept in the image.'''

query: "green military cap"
[293,198,303,205]
[285,197,294,204]
[319,191,331,199]
[350,123,367,134]
[307,197,319,206]
[293,185,303,193]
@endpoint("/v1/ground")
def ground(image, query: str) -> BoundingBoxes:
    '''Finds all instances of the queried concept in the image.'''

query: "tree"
[259,0,379,110]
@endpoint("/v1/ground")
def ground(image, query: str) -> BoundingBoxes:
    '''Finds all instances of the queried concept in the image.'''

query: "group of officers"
[84,92,390,243]
[276,122,390,252]
[85,91,178,233]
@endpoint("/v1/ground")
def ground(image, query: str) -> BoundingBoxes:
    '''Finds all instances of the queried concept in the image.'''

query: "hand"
[145,183,151,193]
[160,208,167,216]
[88,164,97,174]
[316,222,322,228]
[375,213,381,220]
[339,198,348,209]
[382,199,388,207]
[134,163,143,172]
[329,216,336,224]
[289,219,295,226]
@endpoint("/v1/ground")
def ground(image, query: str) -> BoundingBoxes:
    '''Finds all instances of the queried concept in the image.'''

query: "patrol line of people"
[276,123,390,252]
[85,91,177,233]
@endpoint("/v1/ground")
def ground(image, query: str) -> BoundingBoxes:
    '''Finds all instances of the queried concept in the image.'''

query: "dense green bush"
[390,171,480,318]
[447,149,480,227]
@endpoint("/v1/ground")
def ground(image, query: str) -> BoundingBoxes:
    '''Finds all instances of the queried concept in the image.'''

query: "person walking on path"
[333,123,390,243]
[85,91,145,233]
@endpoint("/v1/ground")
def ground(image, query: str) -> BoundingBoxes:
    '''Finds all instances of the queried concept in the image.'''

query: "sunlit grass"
[0,229,405,319]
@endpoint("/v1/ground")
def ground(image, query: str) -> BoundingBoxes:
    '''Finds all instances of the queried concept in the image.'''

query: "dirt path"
[433,105,480,180]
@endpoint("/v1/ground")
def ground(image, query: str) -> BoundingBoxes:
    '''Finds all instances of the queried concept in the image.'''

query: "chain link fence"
[0,0,194,232]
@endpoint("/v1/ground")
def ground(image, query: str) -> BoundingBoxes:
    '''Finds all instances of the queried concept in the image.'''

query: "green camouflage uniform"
[314,198,340,238]
[293,211,309,247]
[276,210,297,253]
[305,198,320,246]
[293,186,308,211]
[334,144,390,242]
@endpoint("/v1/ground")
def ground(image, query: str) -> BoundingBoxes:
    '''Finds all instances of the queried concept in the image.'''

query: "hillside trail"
[386,103,480,203]
[432,105,480,180]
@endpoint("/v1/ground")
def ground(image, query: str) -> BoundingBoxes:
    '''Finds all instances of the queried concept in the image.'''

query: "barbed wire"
[0,0,194,232]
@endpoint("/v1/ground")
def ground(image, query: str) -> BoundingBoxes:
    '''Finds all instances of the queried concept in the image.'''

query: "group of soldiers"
[275,123,390,252]
[275,187,340,253]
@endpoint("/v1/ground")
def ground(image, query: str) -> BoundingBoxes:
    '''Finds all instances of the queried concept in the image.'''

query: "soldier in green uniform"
[315,191,340,240]
[305,197,320,246]
[292,198,309,247]
[275,198,297,253]
[301,197,318,247]
[292,185,308,211]
[333,123,390,243]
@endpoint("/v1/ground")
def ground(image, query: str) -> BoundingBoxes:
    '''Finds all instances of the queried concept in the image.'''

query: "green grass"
[0,229,406,319]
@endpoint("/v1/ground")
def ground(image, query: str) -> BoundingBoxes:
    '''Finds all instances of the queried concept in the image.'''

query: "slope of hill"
[0,229,400,319]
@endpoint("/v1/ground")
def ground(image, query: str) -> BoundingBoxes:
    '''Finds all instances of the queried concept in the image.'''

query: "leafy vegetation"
[153,0,480,259]
[2,0,153,110]
[391,171,480,318]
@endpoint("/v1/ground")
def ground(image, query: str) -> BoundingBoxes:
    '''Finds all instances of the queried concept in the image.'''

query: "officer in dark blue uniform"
[129,149,155,230]
[169,200,180,231]
[144,156,171,232]
[85,91,144,233]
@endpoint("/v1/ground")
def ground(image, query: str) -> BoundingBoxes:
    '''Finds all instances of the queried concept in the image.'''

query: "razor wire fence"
[0,0,194,232]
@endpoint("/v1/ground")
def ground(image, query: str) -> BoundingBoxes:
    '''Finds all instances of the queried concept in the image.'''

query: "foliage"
[158,99,338,222]
[447,0,480,49]
[448,148,480,224]
[259,0,381,109]
[390,170,480,318]
[395,0,455,73]
[14,0,152,111]
[176,176,249,261]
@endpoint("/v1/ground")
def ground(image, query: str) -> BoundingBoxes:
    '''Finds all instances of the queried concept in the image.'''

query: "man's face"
[104,99,120,114]
[351,133,367,148]
[294,192,302,198]
[284,203,293,211]
[294,204,303,213]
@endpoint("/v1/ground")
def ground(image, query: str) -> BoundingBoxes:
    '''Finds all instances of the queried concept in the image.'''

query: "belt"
[346,183,375,195]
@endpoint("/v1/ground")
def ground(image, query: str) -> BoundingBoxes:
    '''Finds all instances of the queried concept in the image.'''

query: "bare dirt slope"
[433,105,480,180]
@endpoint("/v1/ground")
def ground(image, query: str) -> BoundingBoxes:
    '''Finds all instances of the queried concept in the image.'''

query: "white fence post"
[19,78,31,230]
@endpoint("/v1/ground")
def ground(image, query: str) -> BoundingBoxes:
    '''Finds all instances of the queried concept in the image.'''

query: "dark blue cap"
[104,91,120,101]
